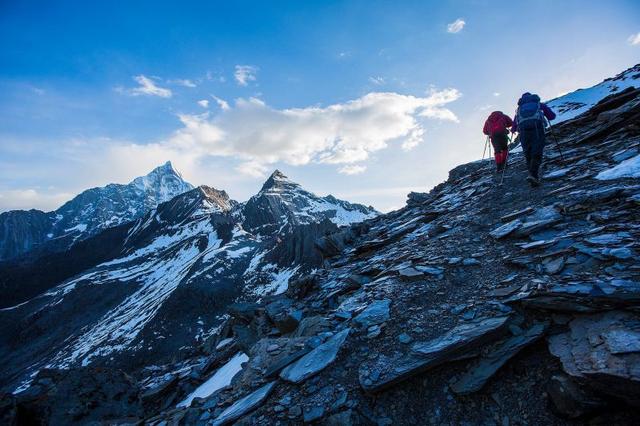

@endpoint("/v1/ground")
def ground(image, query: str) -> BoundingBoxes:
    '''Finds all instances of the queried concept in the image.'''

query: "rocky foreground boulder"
[4,87,640,424]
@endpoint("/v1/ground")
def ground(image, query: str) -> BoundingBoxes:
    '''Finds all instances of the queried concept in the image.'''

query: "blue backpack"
[517,93,544,130]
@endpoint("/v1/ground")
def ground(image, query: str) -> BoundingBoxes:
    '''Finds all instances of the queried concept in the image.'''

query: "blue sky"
[1,0,639,212]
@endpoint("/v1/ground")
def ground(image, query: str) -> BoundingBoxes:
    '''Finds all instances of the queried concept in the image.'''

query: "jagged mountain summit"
[548,63,640,123]
[242,170,377,234]
[0,161,194,261]
[0,171,377,395]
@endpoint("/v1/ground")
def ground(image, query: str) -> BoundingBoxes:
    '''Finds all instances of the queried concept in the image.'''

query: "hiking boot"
[526,175,540,187]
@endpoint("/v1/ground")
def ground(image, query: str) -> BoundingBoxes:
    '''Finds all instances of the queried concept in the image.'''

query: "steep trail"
[165,86,639,425]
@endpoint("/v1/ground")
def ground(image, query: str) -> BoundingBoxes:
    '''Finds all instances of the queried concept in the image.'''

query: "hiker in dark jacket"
[512,92,556,186]
[483,111,513,172]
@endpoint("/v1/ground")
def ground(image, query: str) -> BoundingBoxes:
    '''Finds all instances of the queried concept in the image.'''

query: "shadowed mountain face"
[0,161,194,261]
[0,172,378,393]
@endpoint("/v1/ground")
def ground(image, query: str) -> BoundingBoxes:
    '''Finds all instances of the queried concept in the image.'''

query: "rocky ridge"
[3,70,640,425]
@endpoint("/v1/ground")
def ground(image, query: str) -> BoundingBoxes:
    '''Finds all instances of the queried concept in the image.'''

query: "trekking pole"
[545,121,565,162]
[499,149,509,185]
[549,129,565,162]
[498,133,513,186]
[482,136,489,160]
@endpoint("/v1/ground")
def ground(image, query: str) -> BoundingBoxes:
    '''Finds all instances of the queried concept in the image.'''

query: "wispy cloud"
[338,164,367,175]
[368,76,386,86]
[447,18,465,34]
[197,99,209,108]
[171,78,197,88]
[123,75,173,98]
[211,95,230,111]
[628,32,640,46]
[234,65,258,86]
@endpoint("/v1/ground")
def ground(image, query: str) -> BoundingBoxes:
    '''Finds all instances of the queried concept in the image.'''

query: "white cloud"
[369,76,386,85]
[197,99,209,108]
[127,75,172,98]
[234,65,258,86]
[172,79,197,88]
[0,188,72,211]
[447,18,466,34]
[211,95,230,111]
[159,88,461,176]
[628,32,640,46]
[338,164,367,175]
[493,92,501,97]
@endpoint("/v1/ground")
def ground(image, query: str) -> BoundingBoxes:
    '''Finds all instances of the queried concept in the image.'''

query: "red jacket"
[483,111,513,136]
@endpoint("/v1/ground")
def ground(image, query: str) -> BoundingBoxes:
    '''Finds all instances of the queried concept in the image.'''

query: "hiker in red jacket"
[483,111,513,172]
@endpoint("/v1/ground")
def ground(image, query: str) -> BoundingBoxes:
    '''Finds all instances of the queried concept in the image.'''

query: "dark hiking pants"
[520,122,546,179]
[490,132,509,153]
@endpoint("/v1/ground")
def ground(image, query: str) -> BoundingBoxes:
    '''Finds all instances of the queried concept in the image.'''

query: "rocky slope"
[121,85,639,426]
[2,68,640,425]
[0,161,194,261]
[0,172,377,400]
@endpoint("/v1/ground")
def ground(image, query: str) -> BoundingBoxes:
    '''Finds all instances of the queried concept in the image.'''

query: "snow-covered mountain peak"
[131,161,193,201]
[243,170,378,233]
[259,169,299,193]
[0,162,196,260]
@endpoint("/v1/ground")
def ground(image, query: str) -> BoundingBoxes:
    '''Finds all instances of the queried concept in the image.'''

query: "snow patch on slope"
[548,64,640,123]
[596,154,640,180]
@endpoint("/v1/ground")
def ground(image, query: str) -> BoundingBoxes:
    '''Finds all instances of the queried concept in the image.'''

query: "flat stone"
[398,267,424,281]
[359,316,510,393]
[280,329,350,383]
[585,232,630,245]
[543,257,565,275]
[602,328,640,354]
[488,284,525,298]
[500,207,534,223]
[490,219,522,239]
[415,265,445,275]
[398,333,412,344]
[303,405,325,423]
[548,311,640,406]
[293,316,331,338]
[353,299,391,328]
[366,325,382,339]
[544,167,573,179]
[211,381,276,426]
[515,218,561,237]
[601,247,634,260]
[264,347,312,378]
[451,322,546,394]
[509,279,640,313]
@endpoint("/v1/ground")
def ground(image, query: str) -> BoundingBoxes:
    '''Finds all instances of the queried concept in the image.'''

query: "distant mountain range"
[0,161,194,261]
[0,169,377,392]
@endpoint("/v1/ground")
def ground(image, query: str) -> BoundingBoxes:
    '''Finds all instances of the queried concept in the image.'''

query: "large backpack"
[517,94,544,130]
[485,111,509,136]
